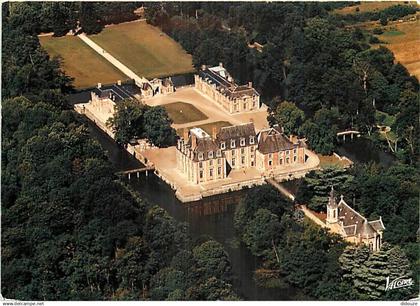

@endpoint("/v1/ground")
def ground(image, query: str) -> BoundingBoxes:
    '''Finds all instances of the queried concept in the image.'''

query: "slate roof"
[257,127,295,154]
[185,128,222,162]
[337,197,384,239]
[198,65,259,99]
[216,123,256,149]
[92,83,139,102]
[369,219,386,232]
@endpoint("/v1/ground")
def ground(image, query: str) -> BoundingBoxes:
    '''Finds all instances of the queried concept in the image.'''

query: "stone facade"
[177,123,308,184]
[141,77,174,99]
[326,187,385,251]
[194,63,260,114]
[176,128,227,184]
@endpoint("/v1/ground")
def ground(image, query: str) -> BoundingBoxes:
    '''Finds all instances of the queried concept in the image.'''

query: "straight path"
[77,33,149,87]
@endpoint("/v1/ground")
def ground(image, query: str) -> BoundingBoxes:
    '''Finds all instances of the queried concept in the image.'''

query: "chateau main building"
[176,123,306,184]
[194,63,260,114]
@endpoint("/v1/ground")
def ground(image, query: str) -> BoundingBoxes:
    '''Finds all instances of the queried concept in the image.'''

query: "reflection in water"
[85,119,306,300]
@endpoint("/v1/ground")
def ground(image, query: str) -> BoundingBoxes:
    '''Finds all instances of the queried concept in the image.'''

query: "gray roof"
[337,198,383,238]
[216,123,256,149]
[93,83,139,102]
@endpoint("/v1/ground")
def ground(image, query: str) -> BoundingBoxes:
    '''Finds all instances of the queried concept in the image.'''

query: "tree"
[142,106,177,148]
[192,240,231,281]
[270,101,305,135]
[242,208,281,258]
[107,100,146,146]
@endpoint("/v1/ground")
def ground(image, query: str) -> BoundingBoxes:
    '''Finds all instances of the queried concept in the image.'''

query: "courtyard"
[163,102,208,124]
[39,35,127,89]
[89,21,194,79]
[145,87,270,131]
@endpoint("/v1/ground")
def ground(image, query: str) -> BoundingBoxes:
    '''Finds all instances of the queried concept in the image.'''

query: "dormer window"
[208,151,213,159]
[216,150,222,157]
[240,138,245,146]
[198,153,204,161]
[221,142,226,150]
[250,136,255,144]
[231,140,236,148]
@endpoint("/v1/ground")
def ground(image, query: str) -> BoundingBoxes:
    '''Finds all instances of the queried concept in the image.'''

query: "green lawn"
[89,21,194,78]
[39,35,127,89]
[382,29,405,36]
[163,102,208,124]
[177,121,232,137]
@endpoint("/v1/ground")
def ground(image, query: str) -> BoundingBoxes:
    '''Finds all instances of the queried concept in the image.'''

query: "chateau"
[176,123,307,184]
[194,63,260,114]
[326,187,385,251]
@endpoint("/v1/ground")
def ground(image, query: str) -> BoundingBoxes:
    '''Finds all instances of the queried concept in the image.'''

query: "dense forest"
[1,2,237,300]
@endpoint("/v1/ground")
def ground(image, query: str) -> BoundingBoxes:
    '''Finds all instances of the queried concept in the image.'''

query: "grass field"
[40,35,127,89]
[177,121,232,137]
[89,21,194,79]
[163,102,208,124]
[318,155,352,169]
[378,19,420,79]
[335,2,409,15]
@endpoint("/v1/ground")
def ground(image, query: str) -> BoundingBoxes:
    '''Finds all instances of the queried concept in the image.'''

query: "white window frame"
[240,138,245,146]
[198,153,204,161]
[221,142,226,150]
[231,140,236,148]
[208,151,213,159]
[250,136,255,144]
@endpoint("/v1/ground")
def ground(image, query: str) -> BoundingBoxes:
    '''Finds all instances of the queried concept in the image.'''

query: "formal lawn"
[177,121,232,137]
[89,21,194,78]
[39,35,127,89]
[163,102,208,124]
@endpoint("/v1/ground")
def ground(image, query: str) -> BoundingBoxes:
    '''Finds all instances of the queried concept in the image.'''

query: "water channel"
[84,118,306,300]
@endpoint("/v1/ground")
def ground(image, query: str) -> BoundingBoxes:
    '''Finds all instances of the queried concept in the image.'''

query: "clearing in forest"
[89,21,194,79]
[378,19,420,80]
[39,35,127,89]
[334,1,413,15]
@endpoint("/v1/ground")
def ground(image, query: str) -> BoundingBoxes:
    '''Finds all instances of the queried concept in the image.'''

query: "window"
[240,138,245,146]
[241,148,245,154]
[232,157,236,166]
[221,142,226,150]
[294,148,297,154]
[209,160,213,166]
[216,150,221,157]
[208,151,213,159]
[241,156,245,164]
[286,150,290,155]
[250,136,255,144]
[294,156,297,162]
[279,158,283,165]
[199,171,203,179]
[217,167,221,175]
[209,169,213,177]
[218,158,221,165]
[251,161,254,166]
[268,160,272,166]
[269,153,273,159]
[199,161,203,168]
[231,140,236,148]
[198,153,204,160]
[286,157,289,164]
[250,146,255,152]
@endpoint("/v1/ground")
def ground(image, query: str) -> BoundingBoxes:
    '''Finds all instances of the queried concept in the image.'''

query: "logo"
[385,276,414,291]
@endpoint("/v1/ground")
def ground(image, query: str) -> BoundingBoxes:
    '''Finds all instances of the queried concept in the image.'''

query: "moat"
[85,118,306,300]
[85,117,394,300]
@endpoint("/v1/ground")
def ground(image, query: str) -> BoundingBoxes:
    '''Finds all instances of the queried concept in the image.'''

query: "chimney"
[191,133,197,149]
[248,81,253,88]
[212,127,217,139]
[117,80,122,86]
[219,62,223,67]
[97,83,102,89]
[201,64,207,71]
[183,128,189,141]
